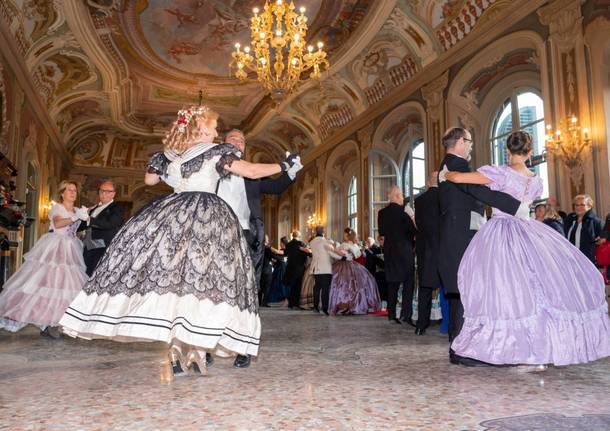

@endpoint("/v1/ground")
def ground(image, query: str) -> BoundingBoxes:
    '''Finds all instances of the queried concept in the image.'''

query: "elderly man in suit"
[81,180,124,276]
[309,225,344,315]
[222,129,302,369]
[437,127,524,366]
[377,186,417,324]
[414,171,440,336]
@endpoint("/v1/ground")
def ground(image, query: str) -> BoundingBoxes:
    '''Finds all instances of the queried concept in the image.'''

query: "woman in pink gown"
[0,181,88,337]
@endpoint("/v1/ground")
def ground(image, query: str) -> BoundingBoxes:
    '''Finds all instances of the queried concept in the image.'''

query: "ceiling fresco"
[0,0,517,171]
[135,0,323,76]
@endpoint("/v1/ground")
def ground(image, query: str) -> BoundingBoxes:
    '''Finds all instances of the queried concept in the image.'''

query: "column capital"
[537,0,583,50]
[422,71,449,121]
[357,122,375,153]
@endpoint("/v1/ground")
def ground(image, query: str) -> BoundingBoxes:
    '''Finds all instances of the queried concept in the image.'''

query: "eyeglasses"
[99,189,115,194]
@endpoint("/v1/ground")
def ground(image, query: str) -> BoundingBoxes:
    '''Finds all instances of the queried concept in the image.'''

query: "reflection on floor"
[1,309,610,430]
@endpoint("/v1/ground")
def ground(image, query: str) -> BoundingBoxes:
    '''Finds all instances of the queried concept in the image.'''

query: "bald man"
[81,180,124,276]
[377,186,417,325]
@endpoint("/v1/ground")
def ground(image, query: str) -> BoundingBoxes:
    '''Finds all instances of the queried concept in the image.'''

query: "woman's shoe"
[168,349,186,377]
[185,350,208,376]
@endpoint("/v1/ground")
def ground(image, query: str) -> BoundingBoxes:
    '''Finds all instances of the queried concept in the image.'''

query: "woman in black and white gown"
[60,106,293,376]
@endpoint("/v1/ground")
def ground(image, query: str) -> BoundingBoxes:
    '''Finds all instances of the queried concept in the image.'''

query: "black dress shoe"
[40,327,61,339]
[415,328,426,336]
[322,310,329,316]
[233,354,251,368]
[450,353,492,367]
[389,318,402,324]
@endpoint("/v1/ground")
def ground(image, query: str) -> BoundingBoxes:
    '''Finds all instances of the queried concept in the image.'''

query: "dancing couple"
[59,106,302,376]
[438,127,610,370]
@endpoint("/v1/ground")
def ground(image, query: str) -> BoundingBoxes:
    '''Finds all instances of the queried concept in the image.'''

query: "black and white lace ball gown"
[60,143,260,357]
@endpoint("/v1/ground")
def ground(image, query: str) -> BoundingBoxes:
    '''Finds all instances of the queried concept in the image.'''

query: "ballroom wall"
[0,51,67,257]
[275,0,610,245]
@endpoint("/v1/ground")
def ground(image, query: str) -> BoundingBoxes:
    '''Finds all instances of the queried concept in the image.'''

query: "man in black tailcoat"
[377,186,417,325]
[437,127,525,366]
[81,180,124,276]
[414,171,440,336]
[283,230,311,309]
[364,236,386,303]
[223,129,302,368]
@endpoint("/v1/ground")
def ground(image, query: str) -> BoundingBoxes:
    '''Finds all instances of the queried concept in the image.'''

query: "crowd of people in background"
[253,189,610,335]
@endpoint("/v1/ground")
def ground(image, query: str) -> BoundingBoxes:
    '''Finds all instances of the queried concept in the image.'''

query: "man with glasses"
[81,180,124,276]
[437,127,524,366]
[222,129,302,368]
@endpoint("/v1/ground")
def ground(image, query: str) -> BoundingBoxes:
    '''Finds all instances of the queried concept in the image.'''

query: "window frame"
[489,87,549,199]
[401,138,426,202]
[347,176,358,233]
[368,149,400,238]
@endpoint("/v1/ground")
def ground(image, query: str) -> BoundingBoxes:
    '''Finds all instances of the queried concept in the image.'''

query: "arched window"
[347,176,357,232]
[401,139,426,202]
[368,151,399,237]
[490,90,549,198]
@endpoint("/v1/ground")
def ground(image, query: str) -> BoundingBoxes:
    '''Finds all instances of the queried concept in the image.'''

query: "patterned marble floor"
[1,309,610,431]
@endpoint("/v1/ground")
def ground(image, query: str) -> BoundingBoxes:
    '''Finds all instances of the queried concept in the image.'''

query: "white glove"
[515,201,531,220]
[75,206,90,221]
[287,155,303,180]
[438,165,449,183]
[404,205,415,218]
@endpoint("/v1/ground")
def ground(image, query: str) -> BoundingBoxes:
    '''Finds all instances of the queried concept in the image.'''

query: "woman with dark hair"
[0,181,89,337]
[443,130,610,369]
[267,236,290,304]
[328,227,380,315]
[564,194,604,264]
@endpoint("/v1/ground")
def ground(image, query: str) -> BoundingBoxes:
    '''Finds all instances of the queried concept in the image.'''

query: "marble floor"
[1,309,610,431]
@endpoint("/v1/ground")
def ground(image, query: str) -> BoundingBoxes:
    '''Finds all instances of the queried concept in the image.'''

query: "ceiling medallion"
[230,0,329,101]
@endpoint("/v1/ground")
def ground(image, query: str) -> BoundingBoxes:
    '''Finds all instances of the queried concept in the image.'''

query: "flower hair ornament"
[176,106,209,133]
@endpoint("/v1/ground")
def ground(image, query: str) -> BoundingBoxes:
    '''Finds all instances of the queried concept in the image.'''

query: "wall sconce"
[545,114,591,189]
[41,200,56,220]
[306,213,321,230]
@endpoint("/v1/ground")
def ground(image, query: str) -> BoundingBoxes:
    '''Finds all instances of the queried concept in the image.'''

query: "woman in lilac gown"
[445,131,610,367]
[329,228,380,315]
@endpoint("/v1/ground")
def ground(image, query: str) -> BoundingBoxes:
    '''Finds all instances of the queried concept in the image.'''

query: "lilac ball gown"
[451,165,610,366]
[329,243,380,315]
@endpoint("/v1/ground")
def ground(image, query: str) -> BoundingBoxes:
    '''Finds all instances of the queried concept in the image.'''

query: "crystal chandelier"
[545,115,591,188]
[230,0,329,101]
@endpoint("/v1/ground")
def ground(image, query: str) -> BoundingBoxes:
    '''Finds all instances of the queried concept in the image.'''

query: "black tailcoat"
[377,202,416,282]
[438,154,520,294]
[414,187,441,288]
